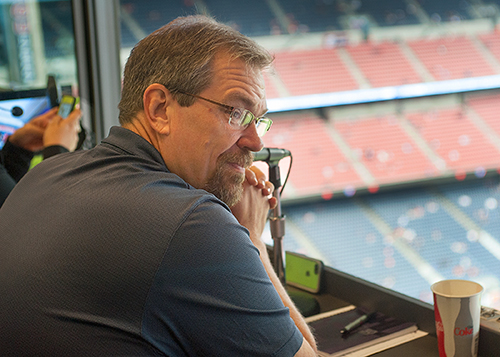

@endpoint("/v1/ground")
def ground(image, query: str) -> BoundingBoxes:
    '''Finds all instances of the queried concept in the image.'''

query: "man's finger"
[268,197,278,210]
[245,167,258,186]
[262,181,274,196]
[249,166,266,188]
[63,109,82,124]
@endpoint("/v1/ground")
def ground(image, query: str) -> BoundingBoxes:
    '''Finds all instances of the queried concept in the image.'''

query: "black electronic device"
[48,76,86,150]
[46,75,59,108]
[0,76,87,150]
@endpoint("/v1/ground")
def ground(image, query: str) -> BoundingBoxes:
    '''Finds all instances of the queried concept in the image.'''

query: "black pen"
[340,312,376,335]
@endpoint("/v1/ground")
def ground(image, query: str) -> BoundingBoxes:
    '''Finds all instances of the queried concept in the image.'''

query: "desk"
[290,264,500,356]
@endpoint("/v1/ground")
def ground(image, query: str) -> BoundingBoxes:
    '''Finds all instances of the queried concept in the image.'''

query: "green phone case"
[285,251,323,293]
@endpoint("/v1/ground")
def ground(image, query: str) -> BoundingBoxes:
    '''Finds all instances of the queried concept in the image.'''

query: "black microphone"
[0,106,23,117]
[253,147,291,163]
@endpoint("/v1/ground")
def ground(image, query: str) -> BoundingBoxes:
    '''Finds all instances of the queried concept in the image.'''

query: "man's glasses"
[175,90,272,137]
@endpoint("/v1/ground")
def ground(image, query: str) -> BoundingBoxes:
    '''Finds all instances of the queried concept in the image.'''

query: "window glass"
[118,0,500,310]
[0,0,78,148]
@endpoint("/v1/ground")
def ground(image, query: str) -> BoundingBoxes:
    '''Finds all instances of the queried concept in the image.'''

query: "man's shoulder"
[143,180,230,220]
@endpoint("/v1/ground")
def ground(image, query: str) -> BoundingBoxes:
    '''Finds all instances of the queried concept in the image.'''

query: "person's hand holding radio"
[43,107,82,152]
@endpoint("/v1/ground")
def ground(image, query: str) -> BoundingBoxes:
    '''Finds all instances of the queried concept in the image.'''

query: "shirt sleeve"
[42,145,69,160]
[0,139,33,182]
[141,199,303,357]
[0,163,16,207]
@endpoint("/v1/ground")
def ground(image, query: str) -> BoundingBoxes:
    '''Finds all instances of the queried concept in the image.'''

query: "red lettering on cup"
[454,326,473,336]
[434,299,447,357]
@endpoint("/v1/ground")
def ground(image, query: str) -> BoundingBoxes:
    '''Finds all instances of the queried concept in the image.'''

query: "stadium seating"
[284,190,440,301]
[479,32,500,63]
[334,115,438,184]
[406,108,500,172]
[467,92,500,137]
[264,97,500,201]
[357,0,420,27]
[345,41,422,87]
[271,48,359,96]
[407,36,496,80]
[418,0,474,22]
[32,0,500,309]
[262,112,364,198]
[203,0,275,36]
[278,0,344,33]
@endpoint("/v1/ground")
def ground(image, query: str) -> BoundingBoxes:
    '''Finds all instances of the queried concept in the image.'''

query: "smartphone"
[57,95,76,118]
[285,251,324,294]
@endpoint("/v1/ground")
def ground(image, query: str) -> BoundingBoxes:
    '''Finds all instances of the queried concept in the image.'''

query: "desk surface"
[373,336,438,357]
[287,266,498,356]
[290,288,499,357]
[291,288,440,357]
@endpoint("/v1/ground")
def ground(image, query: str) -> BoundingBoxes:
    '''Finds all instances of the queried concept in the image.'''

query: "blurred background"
[1,0,500,309]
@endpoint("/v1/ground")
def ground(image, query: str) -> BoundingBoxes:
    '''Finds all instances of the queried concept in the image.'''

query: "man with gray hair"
[0,15,317,356]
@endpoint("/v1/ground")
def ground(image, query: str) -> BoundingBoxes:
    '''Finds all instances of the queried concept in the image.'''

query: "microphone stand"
[266,158,321,317]
[267,160,286,286]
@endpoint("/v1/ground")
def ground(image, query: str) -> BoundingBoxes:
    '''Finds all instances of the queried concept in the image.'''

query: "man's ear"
[143,84,172,135]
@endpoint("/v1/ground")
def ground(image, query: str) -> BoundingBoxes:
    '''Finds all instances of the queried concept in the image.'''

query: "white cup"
[431,279,483,357]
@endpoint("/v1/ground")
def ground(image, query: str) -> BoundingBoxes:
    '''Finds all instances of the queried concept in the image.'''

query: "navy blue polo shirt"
[0,126,302,356]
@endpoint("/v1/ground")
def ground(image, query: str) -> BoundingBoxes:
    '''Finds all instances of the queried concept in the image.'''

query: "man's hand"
[8,107,82,152]
[230,166,277,248]
[7,108,55,152]
[232,166,319,356]
[43,108,82,151]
